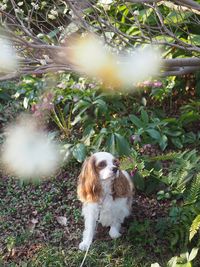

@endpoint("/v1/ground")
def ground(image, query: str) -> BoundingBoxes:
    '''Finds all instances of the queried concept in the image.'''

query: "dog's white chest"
[99,195,114,226]
[98,179,130,227]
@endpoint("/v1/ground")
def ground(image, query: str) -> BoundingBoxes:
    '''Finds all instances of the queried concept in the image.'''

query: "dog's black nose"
[112,167,118,173]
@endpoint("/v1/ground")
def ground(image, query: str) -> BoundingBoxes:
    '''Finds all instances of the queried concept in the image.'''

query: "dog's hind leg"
[109,222,121,239]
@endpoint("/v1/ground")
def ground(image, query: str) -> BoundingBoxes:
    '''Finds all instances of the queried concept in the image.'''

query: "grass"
[1,166,200,267]
[0,239,168,267]
[0,166,172,267]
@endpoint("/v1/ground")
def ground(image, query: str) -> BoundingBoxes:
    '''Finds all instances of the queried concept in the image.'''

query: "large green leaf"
[72,100,90,113]
[159,135,168,151]
[188,34,200,46]
[146,129,161,140]
[164,11,192,24]
[141,109,149,124]
[129,114,143,128]
[188,248,199,261]
[72,143,87,162]
[115,133,130,156]
[82,125,95,146]
[164,129,182,137]
[106,133,116,155]
[71,112,87,126]
[133,172,145,191]
[0,92,11,101]
[171,137,183,149]
[93,133,105,149]
[93,98,107,109]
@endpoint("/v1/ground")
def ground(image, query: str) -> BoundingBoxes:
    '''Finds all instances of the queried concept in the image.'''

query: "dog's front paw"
[109,228,121,239]
[79,241,91,251]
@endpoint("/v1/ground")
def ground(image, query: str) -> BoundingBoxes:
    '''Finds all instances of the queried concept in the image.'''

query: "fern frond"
[189,214,200,241]
[148,151,180,162]
[167,150,200,195]
[184,174,200,205]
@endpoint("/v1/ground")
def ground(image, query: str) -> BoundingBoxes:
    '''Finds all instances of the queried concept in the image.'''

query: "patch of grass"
[1,170,198,267]
[73,209,81,223]
[3,239,168,267]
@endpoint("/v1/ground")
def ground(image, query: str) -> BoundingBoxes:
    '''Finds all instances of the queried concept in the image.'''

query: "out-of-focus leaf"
[72,143,86,162]
[146,129,161,140]
[159,135,168,151]
[115,133,130,156]
[188,248,199,262]
[141,109,149,124]
[188,34,200,45]
[164,11,192,24]
[129,114,143,128]
[106,133,116,155]
[171,137,183,149]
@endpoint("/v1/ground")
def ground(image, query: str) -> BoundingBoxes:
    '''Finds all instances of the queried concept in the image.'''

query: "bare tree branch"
[162,66,200,76]
[127,0,200,10]
[164,58,200,67]
[175,0,200,11]
[0,0,200,79]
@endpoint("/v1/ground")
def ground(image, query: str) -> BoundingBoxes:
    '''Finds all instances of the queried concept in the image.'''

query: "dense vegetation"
[1,0,200,266]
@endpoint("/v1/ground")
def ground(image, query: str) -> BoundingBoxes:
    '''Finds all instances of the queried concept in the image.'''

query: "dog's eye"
[113,159,120,167]
[97,160,107,169]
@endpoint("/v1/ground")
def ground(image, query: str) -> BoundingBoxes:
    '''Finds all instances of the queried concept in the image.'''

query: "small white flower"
[48,14,56,20]
[50,9,58,16]
[133,10,139,16]
[31,2,39,9]
[0,4,7,10]
[14,8,24,14]
[17,2,23,6]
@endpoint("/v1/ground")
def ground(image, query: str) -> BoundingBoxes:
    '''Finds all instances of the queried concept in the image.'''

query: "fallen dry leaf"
[31,218,39,224]
[27,218,39,232]
[56,216,68,226]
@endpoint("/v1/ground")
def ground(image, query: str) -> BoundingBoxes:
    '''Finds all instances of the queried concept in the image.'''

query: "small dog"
[77,152,134,251]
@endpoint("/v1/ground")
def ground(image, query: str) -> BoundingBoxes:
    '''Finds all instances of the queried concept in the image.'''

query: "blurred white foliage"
[118,46,161,87]
[70,34,111,76]
[0,37,18,73]
[2,117,60,179]
[67,34,161,89]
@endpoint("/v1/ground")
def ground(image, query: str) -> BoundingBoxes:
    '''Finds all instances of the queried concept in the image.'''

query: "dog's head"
[93,152,120,180]
[77,152,132,203]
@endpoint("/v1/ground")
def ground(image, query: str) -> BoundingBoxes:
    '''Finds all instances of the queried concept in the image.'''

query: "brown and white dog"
[77,152,134,251]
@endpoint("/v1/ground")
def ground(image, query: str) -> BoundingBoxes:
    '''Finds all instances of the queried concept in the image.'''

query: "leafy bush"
[1,73,200,162]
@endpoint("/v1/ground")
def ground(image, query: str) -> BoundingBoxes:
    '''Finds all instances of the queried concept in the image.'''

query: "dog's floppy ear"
[112,170,133,199]
[77,156,102,203]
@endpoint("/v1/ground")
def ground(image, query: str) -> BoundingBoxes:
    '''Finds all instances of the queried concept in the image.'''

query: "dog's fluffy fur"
[77,152,134,251]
